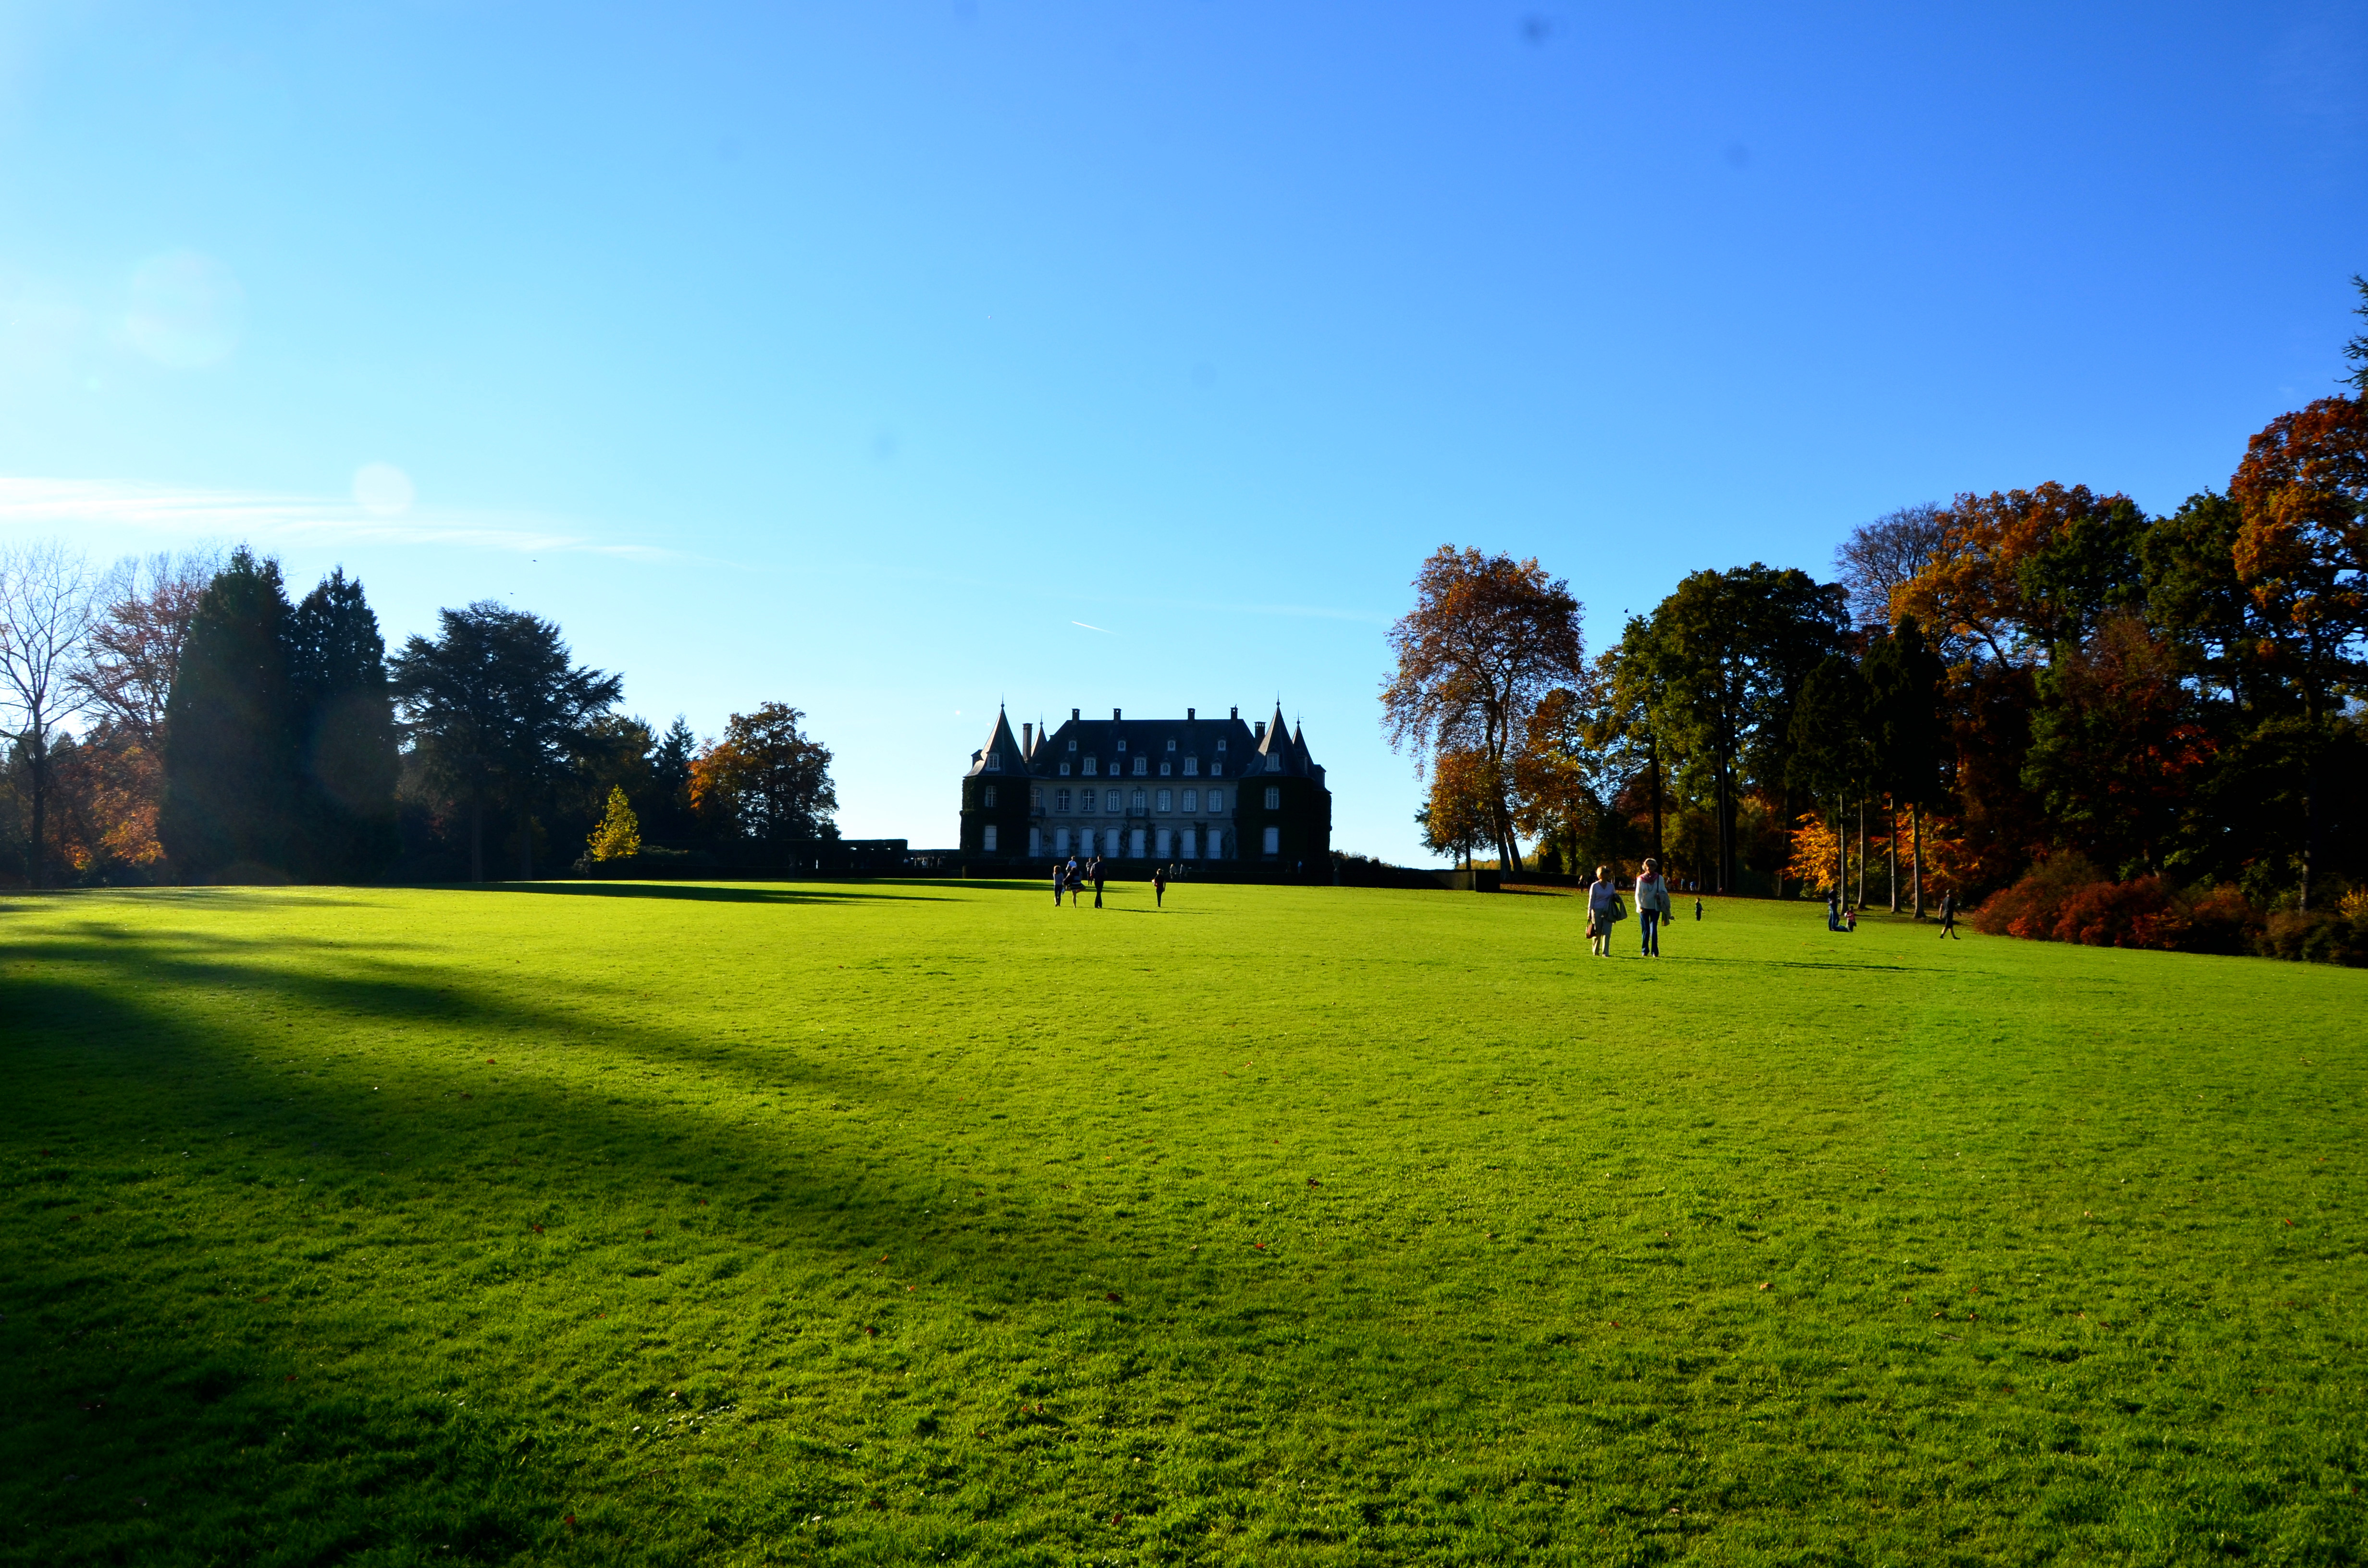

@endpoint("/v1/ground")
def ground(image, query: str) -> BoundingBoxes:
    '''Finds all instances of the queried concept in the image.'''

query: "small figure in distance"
[1826,889,1842,932]
[1092,856,1106,909]
[1052,860,1064,907]
[1938,890,1961,940]
[1586,864,1618,957]
[1634,857,1669,958]
[1695,896,1703,922]
[1066,855,1081,908]
[1843,904,1858,933]
[1153,865,1167,907]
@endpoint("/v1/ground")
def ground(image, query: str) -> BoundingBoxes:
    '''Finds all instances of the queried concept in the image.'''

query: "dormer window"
[1184,757,1199,776]
[1211,763,1222,777]
[986,754,1002,772]
[1132,756,1147,776]
[1068,739,1078,751]
[1159,761,1171,777]
[1166,738,1177,751]
[1216,739,1227,752]
[1116,738,1127,753]
[1059,762,1071,776]
[1084,757,1098,776]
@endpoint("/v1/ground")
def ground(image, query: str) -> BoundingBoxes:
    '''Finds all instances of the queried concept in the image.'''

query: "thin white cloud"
[1071,619,1114,634]
[0,475,674,561]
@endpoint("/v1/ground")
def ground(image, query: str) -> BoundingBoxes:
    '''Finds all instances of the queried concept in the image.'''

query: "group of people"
[1826,888,1961,937]
[1584,858,1695,957]
[1050,856,1167,908]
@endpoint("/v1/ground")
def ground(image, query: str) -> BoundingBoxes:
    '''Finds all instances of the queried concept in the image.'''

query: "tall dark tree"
[288,569,401,882]
[1787,653,1873,899]
[2023,612,2213,880]
[647,715,699,843]
[1861,614,1946,915]
[1628,564,1848,894]
[159,549,300,880]
[390,602,622,881]
[2227,393,2368,908]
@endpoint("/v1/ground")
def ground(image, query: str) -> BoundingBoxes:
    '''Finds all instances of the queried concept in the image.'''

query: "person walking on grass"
[1826,889,1842,932]
[1065,856,1080,907]
[1634,857,1670,957]
[1092,857,1106,909]
[1938,890,1960,940]
[1052,860,1065,907]
[1694,896,1702,922]
[1586,865,1620,958]
[1153,866,1167,907]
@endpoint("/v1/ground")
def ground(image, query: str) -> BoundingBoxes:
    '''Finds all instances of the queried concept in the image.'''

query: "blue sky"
[1,1,2362,862]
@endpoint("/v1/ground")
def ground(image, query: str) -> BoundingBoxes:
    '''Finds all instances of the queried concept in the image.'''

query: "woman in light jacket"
[1634,857,1670,957]
[1586,865,1620,957]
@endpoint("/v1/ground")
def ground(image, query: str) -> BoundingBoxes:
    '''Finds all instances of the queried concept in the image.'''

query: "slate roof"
[966,704,1324,784]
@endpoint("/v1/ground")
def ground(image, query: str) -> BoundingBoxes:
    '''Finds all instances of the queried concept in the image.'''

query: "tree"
[1625,565,1848,894]
[1834,503,1946,629]
[646,715,699,842]
[1511,685,1608,878]
[1895,483,2149,668]
[1416,748,1496,873]
[390,602,622,881]
[288,569,401,881]
[2023,612,2214,879]
[586,786,642,862]
[2344,273,2368,397]
[1861,614,1946,915]
[0,539,107,888]
[80,551,219,747]
[159,549,300,881]
[2227,393,2368,908]
[1382,546,1584,876]
[1787,653,1872,900]
[688,703,838,843]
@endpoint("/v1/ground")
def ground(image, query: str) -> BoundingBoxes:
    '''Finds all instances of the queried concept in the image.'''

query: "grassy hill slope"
[2,880,2361,1565]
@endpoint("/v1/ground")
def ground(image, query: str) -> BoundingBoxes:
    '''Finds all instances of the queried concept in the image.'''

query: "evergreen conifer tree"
[289,568,401,881]
[160,549,299,879]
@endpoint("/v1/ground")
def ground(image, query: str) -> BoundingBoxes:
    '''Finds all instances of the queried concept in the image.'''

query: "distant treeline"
[1383,279,2368,960]
[0,547,837,887]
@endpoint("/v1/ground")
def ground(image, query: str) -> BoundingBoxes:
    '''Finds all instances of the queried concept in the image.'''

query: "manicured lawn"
[1,879,2361,1566]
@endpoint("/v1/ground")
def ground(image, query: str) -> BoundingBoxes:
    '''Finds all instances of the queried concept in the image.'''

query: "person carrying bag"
[1586,865,1622,958]
[1634,857,1670,957]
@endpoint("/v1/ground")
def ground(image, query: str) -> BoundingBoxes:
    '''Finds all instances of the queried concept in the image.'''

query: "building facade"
[959,704,1330,868]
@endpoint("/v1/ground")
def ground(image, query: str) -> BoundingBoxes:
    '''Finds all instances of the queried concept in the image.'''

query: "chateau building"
[960,704,1330,867]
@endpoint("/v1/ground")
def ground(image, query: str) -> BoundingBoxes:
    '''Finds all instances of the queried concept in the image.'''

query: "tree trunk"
[1648,747,1664,864]
[1833,802,1844,904]
[27,726,47,891]
[518,807,533,880]
[1912,804,1924,919]
[469,798,484,883]
[1887,796,1899,913]
[1856,796,1866,909]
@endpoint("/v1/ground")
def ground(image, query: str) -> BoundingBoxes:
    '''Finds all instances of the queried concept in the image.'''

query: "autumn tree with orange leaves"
[1383,546,1584,876]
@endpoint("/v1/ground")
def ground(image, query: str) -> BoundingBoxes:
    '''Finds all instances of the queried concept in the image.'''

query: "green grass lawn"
[2,879,2362,1566]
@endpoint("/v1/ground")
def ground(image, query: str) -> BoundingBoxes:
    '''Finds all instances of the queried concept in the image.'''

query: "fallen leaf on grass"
[1756,1282,1770,1291]
[1106,1291,1121,1303]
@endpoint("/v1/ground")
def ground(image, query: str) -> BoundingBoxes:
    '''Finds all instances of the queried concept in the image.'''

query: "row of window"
[987,823,1285,858]
[986,784,1283,813]
[1044,787,1226,815]
[1056,756,1219,778]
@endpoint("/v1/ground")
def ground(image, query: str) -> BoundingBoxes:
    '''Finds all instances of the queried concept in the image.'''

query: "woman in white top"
[1634,857,1670,957]
[1586,865,1619,957]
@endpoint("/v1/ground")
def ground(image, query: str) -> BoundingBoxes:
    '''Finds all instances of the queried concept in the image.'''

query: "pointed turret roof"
[967,707,1029,778]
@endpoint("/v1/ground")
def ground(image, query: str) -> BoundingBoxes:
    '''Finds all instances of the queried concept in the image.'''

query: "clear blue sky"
[1,1,2362,863]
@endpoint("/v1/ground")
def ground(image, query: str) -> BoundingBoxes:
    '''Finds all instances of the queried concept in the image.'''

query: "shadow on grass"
[458,879,958,905]
[0,914,1159,1564]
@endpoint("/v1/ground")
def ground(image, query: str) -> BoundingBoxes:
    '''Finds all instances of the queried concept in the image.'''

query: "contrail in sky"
[1071,620,1113,634]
